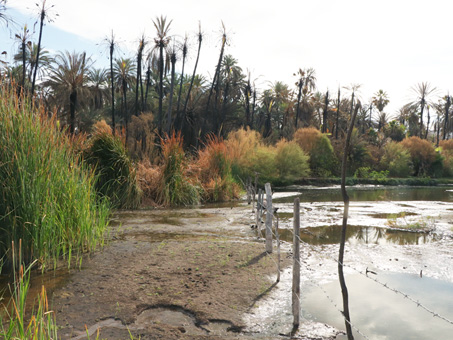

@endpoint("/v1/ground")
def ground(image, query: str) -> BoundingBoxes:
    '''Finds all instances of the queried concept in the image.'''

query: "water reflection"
[272,225,439,246]
[275,186,453,203]
[303,272,453,340]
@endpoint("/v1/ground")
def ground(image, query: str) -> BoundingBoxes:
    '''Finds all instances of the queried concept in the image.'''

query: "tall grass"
[197,134,240,201]
[157,132,201,206]
[84,120,142,209]
[0,84,110,270]
[1,241,59,339]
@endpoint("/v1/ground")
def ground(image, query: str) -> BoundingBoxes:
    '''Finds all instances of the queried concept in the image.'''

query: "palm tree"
[0,0,10,27]
[371,89,389,131]
[166,39,178,134]
[182,22,203,131]
[135,34,147,116]
[15,25,32,94]
[152,15,172,132]
[176,34,188,115]
[113,58,136,135]
[294,67,316,128]
[105,31,117,133]
[31,0,54,97]
[410,82,437,138]
[322,89,329,133]
[206,21,228,134]
[88,68,109,110]
[46,51,92,134]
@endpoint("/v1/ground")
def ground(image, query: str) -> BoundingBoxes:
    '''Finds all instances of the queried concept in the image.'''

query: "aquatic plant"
[0,84,110,270]
[84,120,142,209]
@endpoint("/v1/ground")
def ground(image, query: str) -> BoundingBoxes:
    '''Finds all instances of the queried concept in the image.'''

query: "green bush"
[85,122,142,209]
[310,134,336,177]
[249,146,278,184]
[0,85,110,270]
[275,139,310,184]
[381,141,412,177]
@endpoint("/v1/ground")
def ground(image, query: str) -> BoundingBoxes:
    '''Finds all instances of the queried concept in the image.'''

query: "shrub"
[275,139,310,184]
[381,141,412,177]
[249,145,278,184]
[293,127,322,154]
[400,137,436,176]
[309,134,336,177]
[85,121,142,209]
[439,140,453,177]
[0,84,110,269]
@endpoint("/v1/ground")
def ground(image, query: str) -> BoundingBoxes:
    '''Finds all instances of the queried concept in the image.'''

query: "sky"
[2,0,453,117]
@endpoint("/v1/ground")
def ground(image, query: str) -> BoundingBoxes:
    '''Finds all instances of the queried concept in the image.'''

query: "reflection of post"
[292,198,300,329]
[265,183,273,253]
[338,102,360,340]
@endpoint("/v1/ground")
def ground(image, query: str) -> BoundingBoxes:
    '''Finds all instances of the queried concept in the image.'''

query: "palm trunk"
[182,26,202,130]
[425,106,430,140]
[295,81,302,128]
[335,87,340,139]
[176,39,187,116]
[166,54,176,134]
[21,40,26,94]
[322,90,329,133]
[135,41,144,116]
[443,96,451,140]
[144,65,151,108]
[244,79,251,128]
[31,5,45,97]
[251,89,256,129]
[69,90,77,134]
[158,44,164,131]
[110,42,115,134]
[420,99,425,138]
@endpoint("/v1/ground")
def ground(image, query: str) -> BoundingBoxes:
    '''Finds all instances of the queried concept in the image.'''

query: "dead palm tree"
[15,25,32,94]
[31,0,55,97]
[46,51,92,134]
[294,67,316,128]
[206,21,228,134]
[152,15,172,132]
[410,82,437,138]
[135,34,147,116]
[176,34,188,115]
[104,31,117,133]
[166,39,178,133]
[182,22,203,131]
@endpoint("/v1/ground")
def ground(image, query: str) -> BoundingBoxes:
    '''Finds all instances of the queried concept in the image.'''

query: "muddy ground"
[51,204,296,340]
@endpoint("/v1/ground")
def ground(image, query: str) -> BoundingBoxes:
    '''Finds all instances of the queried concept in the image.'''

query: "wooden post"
[275,208,280,283]
[256,189,262,235]
[252,172,258,213]
[265,183,273,253]
[292,198,300,328]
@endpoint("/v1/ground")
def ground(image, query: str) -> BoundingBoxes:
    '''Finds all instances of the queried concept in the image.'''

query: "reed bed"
[0,84,110,270]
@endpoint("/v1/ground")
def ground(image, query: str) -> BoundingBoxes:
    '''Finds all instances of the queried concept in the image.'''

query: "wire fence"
[248,181,453,339]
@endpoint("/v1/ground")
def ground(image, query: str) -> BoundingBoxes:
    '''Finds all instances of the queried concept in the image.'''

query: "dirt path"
[51,205,292,339]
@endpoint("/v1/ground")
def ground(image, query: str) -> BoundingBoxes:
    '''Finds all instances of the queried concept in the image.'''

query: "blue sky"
[2,0,453,118]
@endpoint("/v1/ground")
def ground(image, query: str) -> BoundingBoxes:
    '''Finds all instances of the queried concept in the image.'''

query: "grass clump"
[197,134,240,201]
[0,85,110,270]
[84,120,142,209]
[157,132,201,206]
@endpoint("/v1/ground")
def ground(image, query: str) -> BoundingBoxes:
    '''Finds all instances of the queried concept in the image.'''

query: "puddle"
[263,225,440,246]
[302,271,453,339]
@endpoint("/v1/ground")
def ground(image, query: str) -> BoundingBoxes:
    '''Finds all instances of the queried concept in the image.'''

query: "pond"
[246,185,453,339]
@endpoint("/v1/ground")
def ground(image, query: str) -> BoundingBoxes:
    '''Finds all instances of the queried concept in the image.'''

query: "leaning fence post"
[247,177,252,205]
[265,183,273,253]
[292,197,301,328]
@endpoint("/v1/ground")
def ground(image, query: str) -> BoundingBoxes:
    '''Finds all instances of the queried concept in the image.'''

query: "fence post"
[292,197,300,328]
[256,189,262,234]
[265,183,273,253]
[275,208,280,283]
